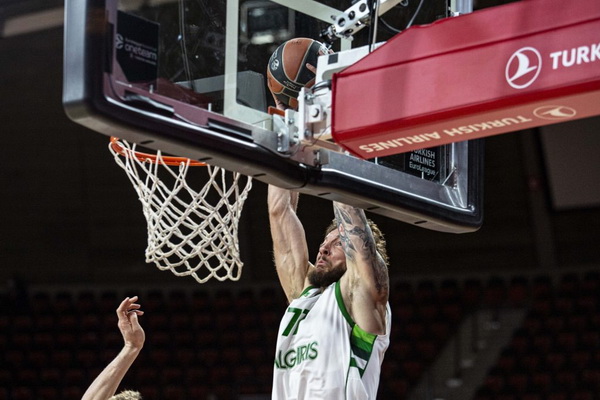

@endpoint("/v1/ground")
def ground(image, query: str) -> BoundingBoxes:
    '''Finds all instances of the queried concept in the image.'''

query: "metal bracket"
[272,109,300,153]
[449,0,473,16]
[323,0,405,40]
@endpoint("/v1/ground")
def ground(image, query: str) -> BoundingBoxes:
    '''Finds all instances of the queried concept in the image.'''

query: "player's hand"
[273,94,288,111]
[116,296,145,350]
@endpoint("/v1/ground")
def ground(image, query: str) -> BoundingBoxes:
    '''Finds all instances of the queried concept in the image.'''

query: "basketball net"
[109,137,253,283]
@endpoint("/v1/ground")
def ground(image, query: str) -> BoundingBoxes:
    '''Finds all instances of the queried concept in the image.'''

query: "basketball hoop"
[109,137,253,283]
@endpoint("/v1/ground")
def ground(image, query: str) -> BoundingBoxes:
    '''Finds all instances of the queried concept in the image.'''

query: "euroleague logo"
[270,48,280,71]
[115,34,124,50]
[271,58,280,71]
[505,47,542,89]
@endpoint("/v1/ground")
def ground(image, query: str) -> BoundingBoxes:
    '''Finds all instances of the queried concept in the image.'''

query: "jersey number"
[282,307,309,336]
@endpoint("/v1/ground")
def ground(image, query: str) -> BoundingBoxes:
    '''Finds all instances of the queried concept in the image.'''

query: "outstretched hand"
[116,296,145,350]
[82,296,146,400]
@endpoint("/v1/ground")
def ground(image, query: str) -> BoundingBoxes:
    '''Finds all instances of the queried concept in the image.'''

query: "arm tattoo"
[334,204,389,294]
[334,206,378,263]
[334,207,353,256]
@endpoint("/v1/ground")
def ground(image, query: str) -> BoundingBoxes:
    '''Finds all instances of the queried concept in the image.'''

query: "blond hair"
[109,390,142,400]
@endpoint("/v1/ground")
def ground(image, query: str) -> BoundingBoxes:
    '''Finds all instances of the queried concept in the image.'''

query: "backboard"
[63,0,484,233]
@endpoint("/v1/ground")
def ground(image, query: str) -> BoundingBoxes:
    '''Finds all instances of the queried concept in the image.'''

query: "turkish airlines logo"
[506,47,542,89]
[533,105,577,120]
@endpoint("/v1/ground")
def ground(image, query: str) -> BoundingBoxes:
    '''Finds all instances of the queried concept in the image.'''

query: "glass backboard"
[63,0,483,233]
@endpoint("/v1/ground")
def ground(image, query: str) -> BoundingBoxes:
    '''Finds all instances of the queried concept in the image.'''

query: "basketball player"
[267,38,392,399]
[82,296,144,400]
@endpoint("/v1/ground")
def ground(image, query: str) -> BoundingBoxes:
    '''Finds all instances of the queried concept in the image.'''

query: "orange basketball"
[267,38,329,110]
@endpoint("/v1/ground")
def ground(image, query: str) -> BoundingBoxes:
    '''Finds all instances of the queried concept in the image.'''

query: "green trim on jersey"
[334,280,378,377]
[299,286,316,297]
[335,280,354,327]
[350,324,377,376]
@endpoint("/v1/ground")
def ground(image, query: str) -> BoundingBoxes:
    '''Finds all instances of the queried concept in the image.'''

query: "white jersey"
[272,281,391,400]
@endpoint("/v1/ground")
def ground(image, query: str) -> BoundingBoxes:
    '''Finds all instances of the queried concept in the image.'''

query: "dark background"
[0,0,599,293]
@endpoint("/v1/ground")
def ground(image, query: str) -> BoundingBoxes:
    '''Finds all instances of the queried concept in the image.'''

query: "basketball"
[267,38,329,110]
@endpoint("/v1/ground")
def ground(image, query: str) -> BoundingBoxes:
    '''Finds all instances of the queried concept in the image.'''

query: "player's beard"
[307,264,345,288]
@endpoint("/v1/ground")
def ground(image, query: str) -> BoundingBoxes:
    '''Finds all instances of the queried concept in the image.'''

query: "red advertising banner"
[331,0,600,158]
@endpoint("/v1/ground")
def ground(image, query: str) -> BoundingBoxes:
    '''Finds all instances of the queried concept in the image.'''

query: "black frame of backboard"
[63,0,484,233]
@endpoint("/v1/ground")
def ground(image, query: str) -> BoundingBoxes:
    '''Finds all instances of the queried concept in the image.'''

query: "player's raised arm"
[82,297,144,400]
[268,185,311,302]
[334,202,390,335]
